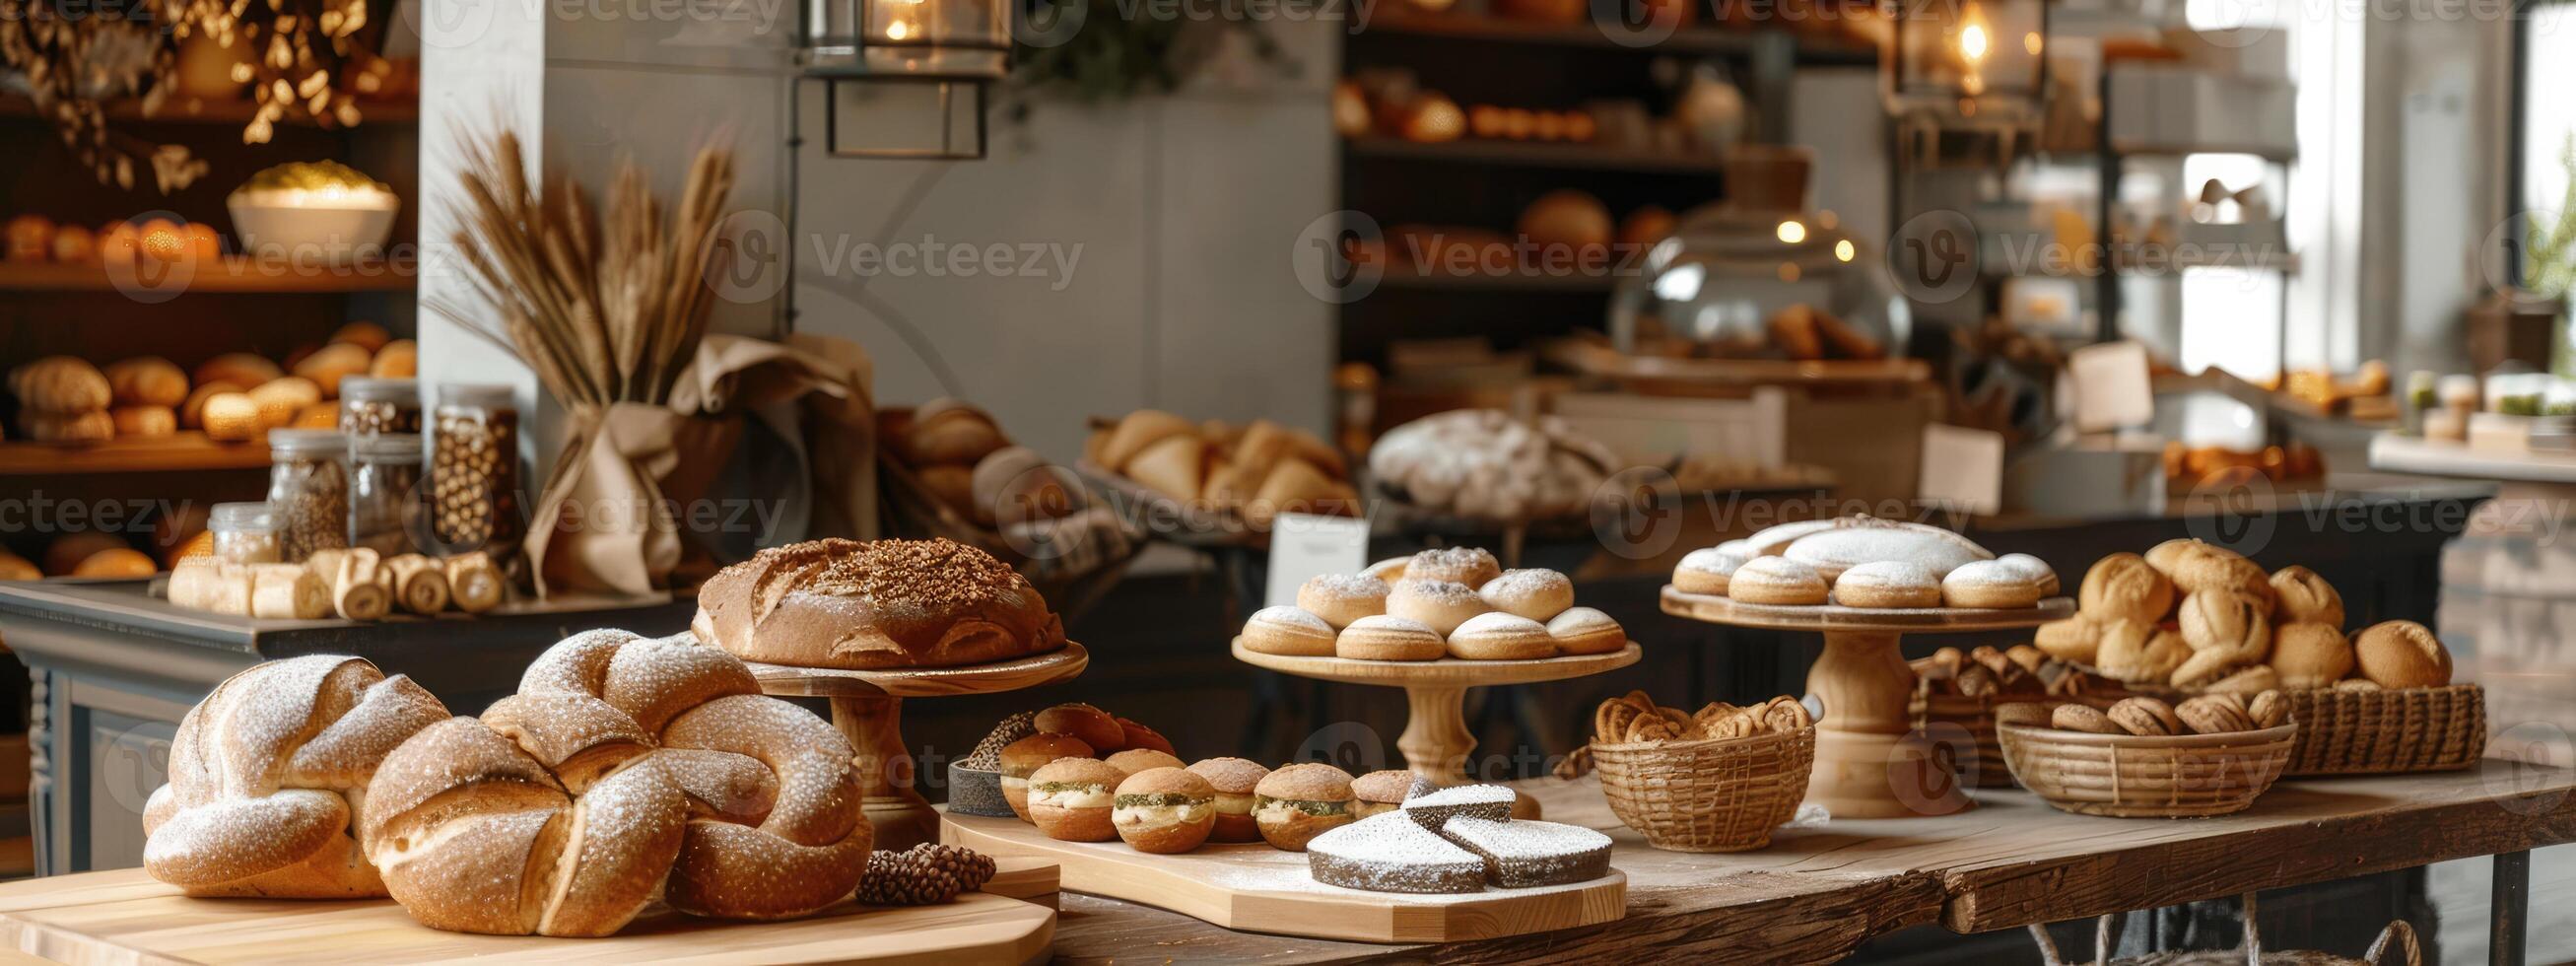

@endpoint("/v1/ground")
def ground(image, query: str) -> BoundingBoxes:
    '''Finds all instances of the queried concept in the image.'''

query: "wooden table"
[1042,760,2576,964]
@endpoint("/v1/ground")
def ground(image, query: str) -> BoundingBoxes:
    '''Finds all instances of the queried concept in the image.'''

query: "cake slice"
[1399,784,1517,831]
[1307,812,1487,894]
[1438,817,1614,888]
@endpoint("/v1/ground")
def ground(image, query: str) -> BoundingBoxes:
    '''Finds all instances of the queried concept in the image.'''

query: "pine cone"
[855,844,995,906]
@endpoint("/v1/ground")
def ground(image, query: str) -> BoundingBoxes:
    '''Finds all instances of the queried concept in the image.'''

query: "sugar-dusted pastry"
[1241,605,1337,656]
[1672,546,1745,595]
[1298,574,1390,629]
[1114,767,1217,854]
[1544,607,1625,656]
[1405,547,1502,589]
[1363,556,1410,583]
[1994,553,2060,596]
[1737,518,1840,556]
[1941,559,2042,609]
[1479,569,1573,622]
[1726,556,1828,605]
[1186,757,1270,843]
[1386,580,1490,638]
[1447,612,1555,660]
[1400,784,1517,831]
[2079,553,2174,626]
[1253,763,1358,851]
[1781,520,1991,581]
[1833,560,1941,609]
[1307,812,1486,894]
[1336,614,1447,660]
[1439,817,1612,888]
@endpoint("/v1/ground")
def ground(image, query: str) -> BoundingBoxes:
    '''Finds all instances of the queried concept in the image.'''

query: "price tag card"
[1919,423,2005,516]
[1263,513,1373,608]
[2067,340,2157,433]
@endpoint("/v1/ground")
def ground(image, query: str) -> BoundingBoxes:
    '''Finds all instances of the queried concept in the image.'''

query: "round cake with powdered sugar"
[1308,812,1487,894]
[694,537,1066,669]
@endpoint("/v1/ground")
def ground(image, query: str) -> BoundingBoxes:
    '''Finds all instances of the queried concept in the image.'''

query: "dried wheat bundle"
[428,128,737,408]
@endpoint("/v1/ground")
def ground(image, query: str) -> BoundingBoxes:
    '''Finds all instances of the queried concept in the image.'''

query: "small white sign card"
[1918,423,2005,517]
[1263,513,1374,608]
[2066,340,2157,434]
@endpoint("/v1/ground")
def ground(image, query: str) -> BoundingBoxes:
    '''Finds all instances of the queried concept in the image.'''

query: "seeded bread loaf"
[692,537,1067,669]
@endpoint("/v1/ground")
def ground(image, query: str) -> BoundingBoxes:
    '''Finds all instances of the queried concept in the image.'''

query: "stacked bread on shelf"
[1670,516,2058,609]
[878,398,1132,574]
[1085,409,1359,526]
[1237,547,1626,660]
[2,324,413,447]
[2034,539,2456,692]
[166,548,501,621]
[7,356,111,443]
[1367,409,1618,521]
[693,537,1067,669]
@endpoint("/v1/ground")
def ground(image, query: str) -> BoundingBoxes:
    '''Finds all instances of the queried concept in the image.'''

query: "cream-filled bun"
[1252,762,1357,851]
[1187,757,1272,842]
[1114,767,1218,854]
[1028,757,1125,842]
[1000,733,1095,821]
[1105,748,1186,777]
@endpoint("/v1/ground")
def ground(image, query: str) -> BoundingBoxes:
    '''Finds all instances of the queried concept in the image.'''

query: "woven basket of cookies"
[1909,645,2124,789]
[1583,691,1816,853]
[1999,693,2295,817]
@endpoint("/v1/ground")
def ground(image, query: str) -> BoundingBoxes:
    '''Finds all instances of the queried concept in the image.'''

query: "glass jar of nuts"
[339,377,422,437]
[350,433,424,556]
[429,383,520,557]
[266,429,350,562]
[207,502,284,565]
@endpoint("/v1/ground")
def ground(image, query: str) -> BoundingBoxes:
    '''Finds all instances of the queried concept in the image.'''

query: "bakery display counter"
[0,578,691,875]
[1042,761,2576,963]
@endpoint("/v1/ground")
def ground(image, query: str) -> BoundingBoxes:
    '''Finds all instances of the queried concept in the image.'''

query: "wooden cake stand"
[1231,640,1642,816]
[1660,589,2071,819]
[744,643,1089,851]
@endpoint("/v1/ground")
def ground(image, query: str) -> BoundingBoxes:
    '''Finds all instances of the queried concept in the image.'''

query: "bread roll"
[193,353,283,390]
[2353,620,2452,689]
[112,405,177,438]
[44,532,128,575]
[9,356,110,413]
[692,538,1066,669]
[386,554,450,614]
[2269,622,2353,689]
[73,547,157,578]
[250,563,331,619]
[103,357,188,406]
[180,380,242,429]
[331,320,393,353]
[201,392,262,442]
[902,398,1006,465]
[445,552,505,613]
[369,340,417,379]
[0,553,37,582]
[249,377,323,429]
[1098,409,1195,469]
[169,558,255,613]
[20,409,112,443]
[292,342,372,397]
[1125,434,1208,503]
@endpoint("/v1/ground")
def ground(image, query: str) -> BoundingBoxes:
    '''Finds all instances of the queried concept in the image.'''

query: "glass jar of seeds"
[206,502,284,565]
[429,383,520,556]
[266,429,350,563]
[339,377,422,437]
[350,433,424,556]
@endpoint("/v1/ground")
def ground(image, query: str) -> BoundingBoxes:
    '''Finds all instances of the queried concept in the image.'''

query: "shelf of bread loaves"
[1239,548,1627,663]
[962,702,1615,898]
[0,255,415,293]
[2,324,413,457]
[1668,517,2064,612]
[1079,410,1361,542]
[2033,539,2486,777]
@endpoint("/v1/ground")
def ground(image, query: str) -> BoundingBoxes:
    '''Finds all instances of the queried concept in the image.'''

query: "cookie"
[1406,547,1501,589]
[1544,606,1626,656]
[1994,552,2060,596]
[1447,611,1557,660]
[1672,546,1745,595]
[1832,560,1942,608]
[1480,569,1575,622]
[1241,605,1337,656]
[2177,694,2254,734]
[1941,559,2044,609]
[2051,704,2121,733]
[1336,614,1447,661]
[1727,556,1828,605]
[1299,574,1390,629]
[2247,690,2288,728]
[2108,697,2181,736]
[1386,579,1492,638]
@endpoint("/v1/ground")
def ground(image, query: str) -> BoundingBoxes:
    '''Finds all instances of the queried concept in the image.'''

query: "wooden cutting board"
[943,812,1625,944]
[0,860,1060,965]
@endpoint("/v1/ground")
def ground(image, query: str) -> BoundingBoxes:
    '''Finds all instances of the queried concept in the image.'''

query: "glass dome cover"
[1608,206,1910,362]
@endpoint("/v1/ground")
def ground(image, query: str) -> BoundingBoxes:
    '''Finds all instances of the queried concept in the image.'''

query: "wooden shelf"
[1375,268,1625,293]
[0,256,414,294]
[0,93,417,128]
[1346,136,1730,174]
[0,434,270,475]
[1366,11,1878,64]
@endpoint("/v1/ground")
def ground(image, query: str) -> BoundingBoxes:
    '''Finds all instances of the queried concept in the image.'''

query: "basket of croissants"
[1578,690,1815,853]
[1078,409,1360,543]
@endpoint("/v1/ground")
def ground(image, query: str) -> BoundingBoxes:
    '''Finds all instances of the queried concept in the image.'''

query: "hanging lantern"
[807,0,1010,158]
[1887,0,2049,114]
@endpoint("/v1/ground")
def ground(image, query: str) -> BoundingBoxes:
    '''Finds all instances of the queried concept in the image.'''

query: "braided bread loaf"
[142,655,449,897]
[359,630,871,936]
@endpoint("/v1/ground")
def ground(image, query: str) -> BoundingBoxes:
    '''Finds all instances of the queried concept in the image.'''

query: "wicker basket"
[1913,687,2136,789]
[1590,724,1814,852]
[2281,684,2486,777]
[1998,722,2295,817]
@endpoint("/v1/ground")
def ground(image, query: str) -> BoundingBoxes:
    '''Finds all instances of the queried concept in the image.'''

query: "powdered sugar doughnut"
[1298,574,1390,629]
[1993,553,2059,596]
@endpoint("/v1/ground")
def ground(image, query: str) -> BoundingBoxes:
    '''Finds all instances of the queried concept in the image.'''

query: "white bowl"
[227,190,399,266]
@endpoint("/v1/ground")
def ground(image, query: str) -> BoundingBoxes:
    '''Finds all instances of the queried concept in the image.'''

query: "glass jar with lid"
[266,429,350,562]
[428,383,521,556]
[207,502,284,564]
[350,433,424,556]
[339,377,422,437]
